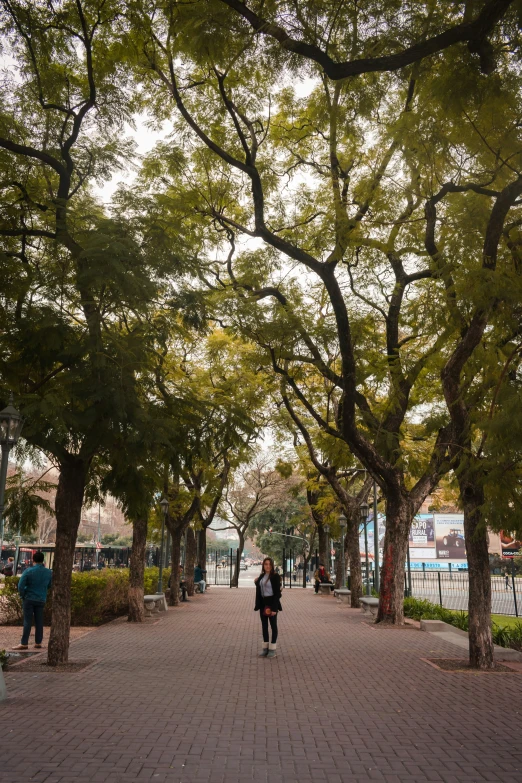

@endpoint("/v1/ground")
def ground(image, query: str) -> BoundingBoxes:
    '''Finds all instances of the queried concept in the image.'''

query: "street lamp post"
[0,395,24,557]
[360,502,370,596]
[339,513,347,589]
[157,497,169,595]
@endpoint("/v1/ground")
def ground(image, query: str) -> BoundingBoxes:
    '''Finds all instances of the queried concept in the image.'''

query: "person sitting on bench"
[194,563,206,593]
[314,564,333,593]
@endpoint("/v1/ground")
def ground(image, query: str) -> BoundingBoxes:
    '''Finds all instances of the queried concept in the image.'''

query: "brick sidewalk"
[1,588,521,783]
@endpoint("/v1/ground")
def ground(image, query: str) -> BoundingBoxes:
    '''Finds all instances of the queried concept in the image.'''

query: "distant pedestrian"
[1,556,15,576]
[12,551,52,651]
[505,573,510,590]
[254,557,282,658]
[314,563,332,593]
[194,563,207,593]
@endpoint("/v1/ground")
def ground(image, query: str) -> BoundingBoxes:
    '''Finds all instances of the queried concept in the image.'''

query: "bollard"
[437,571,443,607]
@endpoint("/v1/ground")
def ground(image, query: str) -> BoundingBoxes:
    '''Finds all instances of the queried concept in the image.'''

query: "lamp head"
[338,512,347,530]
[159,497,169,515]
[323,523,330,534]
[359,502,369,521]
[0,395,24,447]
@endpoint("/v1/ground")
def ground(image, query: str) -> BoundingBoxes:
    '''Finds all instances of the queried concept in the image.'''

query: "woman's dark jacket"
[254,572,282,612]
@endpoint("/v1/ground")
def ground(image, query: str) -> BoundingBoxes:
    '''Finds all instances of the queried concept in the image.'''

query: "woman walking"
[254,557,282,658]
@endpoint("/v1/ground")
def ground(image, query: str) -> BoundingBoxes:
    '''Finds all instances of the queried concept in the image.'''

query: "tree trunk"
[197,527,207,573]
[376,498,411,624]
[346,517,363,608]
[47,457,88,666]
[460,480,494,669]
[318,524,327,569]
[232,530,245,587]
[185,526,196,595]
[168,526,183,606]
[334,554,342,588]
[128,517,147,622]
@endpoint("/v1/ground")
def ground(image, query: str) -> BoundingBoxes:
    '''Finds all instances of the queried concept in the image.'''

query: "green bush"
[143,567,171,596]
[0,577,23,624]
[403,596,522,651]
[0,648,9,670]
[0,567,172,627]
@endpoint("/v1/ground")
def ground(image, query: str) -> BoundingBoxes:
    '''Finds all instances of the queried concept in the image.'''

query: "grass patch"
[491,614,522,629]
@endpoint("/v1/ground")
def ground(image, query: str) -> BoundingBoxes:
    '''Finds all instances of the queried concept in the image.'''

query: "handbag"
[263,605,273,617]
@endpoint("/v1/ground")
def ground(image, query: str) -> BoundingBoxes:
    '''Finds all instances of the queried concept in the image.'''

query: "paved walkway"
[1,588,522,783]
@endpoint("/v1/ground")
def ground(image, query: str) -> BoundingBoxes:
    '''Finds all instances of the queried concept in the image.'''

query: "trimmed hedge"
[403,596,522,652]
[0,567,171,627]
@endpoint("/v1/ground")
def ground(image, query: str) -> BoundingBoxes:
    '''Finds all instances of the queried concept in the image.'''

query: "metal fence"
[407,569,521,616]
[205,549,238,587]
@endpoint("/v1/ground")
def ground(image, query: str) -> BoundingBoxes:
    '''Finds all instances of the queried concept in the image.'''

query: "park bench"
[334,588,351,605]
[143,593,168,617]
[194,582,210,593]
[318,582,334,596]
[360,596,379,616]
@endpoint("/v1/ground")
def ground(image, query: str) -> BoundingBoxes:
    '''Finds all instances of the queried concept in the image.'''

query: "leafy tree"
[100,533,133,547]
[0,0,172,663]
[126,0,521,631]
[222,456,288,585]
[148,328,265,602]
[253,485,317,587]
[3,470,55,539]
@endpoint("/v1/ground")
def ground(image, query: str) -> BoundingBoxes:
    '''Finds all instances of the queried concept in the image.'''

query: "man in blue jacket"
[12,551,52,651]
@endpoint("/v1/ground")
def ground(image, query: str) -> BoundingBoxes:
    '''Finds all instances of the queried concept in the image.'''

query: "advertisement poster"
[434,514,466,559]
[360,516,385,562]
[500,532,522,558]
[409,515,435,559]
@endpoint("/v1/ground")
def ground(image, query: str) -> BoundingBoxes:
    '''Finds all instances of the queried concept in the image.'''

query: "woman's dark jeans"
[21,599,45,645]
[259,596,279,644]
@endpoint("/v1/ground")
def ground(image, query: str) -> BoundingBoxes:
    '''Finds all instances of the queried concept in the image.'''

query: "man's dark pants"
[21,599,45,645]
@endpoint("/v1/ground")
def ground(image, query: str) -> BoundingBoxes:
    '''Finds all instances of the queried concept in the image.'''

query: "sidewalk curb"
[420,618,522,661]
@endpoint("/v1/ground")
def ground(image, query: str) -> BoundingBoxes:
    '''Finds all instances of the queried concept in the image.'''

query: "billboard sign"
[500,532,522,558]
[360,516,386,560]
[409,515,435,552]
[434,514,466,559]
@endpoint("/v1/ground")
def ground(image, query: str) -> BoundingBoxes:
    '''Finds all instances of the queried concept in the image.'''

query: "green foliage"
[0,568,172,627]
[0,577,25,624]
[143,567,171,596]
[100,533,133,547]
[0,649,9,670]
[3,471,55,538]
[403,597,522,651]
[402,597,456,624]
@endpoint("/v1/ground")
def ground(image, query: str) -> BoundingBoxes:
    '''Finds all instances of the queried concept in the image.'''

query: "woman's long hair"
[260,556,275,579]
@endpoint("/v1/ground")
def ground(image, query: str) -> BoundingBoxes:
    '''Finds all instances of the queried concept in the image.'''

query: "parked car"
[240,562,248,571]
